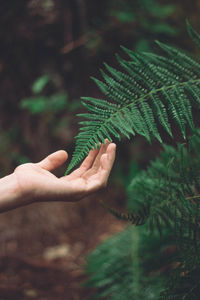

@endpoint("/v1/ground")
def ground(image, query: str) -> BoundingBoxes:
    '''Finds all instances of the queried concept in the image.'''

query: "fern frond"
[85,131,200,299]
[98,131,200,239]
[100,200,149,226]
[127,130,200,235]
[66,24,200,173]
[85,226,174,300]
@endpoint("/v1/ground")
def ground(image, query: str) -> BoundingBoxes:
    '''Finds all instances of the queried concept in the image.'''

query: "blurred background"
[0,0,199,299]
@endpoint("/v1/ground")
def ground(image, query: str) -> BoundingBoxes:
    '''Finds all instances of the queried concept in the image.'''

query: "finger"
[99,143,116,184]
[91,139,110,170]
[37,150,68,171]
[79,140,111,179]
[101,143,116,170]
[67,146,100,178]
[80,146,100,170]
[67,140,110,179]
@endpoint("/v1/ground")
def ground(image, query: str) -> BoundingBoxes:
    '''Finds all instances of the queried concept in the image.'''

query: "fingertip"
[104,138,112,145]
[106,143,116,166]
[107,143,116,153]
[37,150,68,171]
[57,150,68,161]
[51,150,69,167]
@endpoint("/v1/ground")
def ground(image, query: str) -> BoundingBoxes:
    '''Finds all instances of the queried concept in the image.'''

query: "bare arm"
[0,140,116,213]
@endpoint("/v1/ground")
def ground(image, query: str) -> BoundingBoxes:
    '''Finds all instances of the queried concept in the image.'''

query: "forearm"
[0,173,28,213]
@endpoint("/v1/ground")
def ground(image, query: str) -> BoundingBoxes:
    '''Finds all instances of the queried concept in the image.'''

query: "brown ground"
[0,185,125,300]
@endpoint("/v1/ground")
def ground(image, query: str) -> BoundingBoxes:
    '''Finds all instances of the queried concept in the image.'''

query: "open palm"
[14,140,116,204]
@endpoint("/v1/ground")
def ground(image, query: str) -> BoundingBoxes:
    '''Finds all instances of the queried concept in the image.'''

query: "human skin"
[0,140,116,213]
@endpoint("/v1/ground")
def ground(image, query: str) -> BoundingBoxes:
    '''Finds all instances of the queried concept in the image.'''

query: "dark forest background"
[0,1,199,299]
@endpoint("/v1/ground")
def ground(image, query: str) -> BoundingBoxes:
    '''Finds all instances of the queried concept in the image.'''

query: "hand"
[14,140,116,204]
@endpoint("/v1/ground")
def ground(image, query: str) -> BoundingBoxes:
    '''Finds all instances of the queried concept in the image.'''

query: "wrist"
[0,173,31,213]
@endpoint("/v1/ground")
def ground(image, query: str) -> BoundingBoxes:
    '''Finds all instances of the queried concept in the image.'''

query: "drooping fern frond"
[100,200,149,226]
[66,22,200,173]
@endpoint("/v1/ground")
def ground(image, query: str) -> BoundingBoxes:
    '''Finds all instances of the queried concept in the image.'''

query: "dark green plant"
[66,22,200,173]
[108,0,177,53]
[85,226,175,300]
[66,22,200,299]
[110,0,176,36]
[20,75,68,115]
[85,131,200,299]
[86,0,176,54]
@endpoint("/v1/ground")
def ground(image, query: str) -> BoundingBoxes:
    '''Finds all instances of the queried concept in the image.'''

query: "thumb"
[37,150,68,171]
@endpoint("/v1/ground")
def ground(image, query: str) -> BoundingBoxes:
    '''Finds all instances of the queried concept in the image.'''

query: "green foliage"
[102,129,200,228]
[85,131,200,300]
[110,0,177,40]
[160,225,200,299]
[66,23,200,174]
[82,22,200,300]
[21,93,68,115]
[127,131,200,233]
[20,76,68,115]
[31,75,51,94]
[111,0,175,23]
[87,0,177,55]
[85,226,175,300]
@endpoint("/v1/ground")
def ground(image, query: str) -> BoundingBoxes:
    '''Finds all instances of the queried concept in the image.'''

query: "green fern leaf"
[66,24,200,174]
